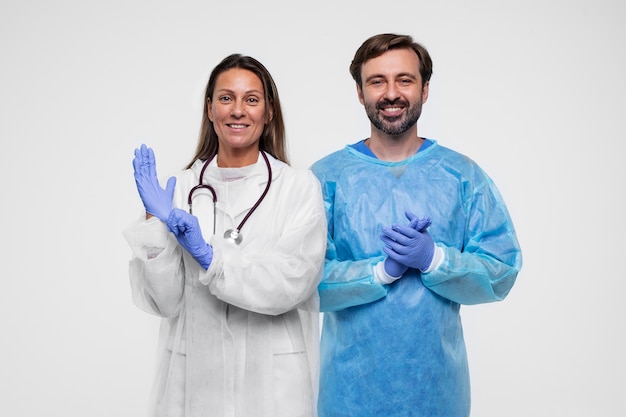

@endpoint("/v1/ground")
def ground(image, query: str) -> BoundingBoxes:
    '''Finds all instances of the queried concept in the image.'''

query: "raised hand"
[132,144,176,222]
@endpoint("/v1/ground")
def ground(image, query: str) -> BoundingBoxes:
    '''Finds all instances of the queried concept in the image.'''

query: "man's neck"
[365,131,424,162]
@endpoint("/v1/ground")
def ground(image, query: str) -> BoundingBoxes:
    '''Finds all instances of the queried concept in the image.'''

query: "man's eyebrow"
[364,72,418,82]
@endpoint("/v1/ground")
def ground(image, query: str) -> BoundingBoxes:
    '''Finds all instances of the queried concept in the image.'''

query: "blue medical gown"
[311,141,522,417]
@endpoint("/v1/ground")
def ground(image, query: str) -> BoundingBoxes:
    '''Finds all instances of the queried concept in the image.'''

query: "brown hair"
[349,33,433,88]
[186,54,288,169]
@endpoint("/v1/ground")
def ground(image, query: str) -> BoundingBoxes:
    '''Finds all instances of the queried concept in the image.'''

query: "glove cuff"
[374,261,403,285]
[421,245,444,273]
[195,244,214,270]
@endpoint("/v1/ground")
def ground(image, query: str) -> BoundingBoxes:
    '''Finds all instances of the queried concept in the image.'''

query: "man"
[311,33,522,417]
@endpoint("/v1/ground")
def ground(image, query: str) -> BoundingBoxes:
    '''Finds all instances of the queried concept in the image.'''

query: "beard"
[364,97,423,136]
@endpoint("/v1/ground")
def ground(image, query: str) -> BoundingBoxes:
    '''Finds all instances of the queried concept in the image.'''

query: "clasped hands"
[380,211,435,278]
[133,144,213,269]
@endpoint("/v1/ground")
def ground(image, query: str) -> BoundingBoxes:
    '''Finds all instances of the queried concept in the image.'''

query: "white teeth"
[229,124,246,128]
[385,107,402,112]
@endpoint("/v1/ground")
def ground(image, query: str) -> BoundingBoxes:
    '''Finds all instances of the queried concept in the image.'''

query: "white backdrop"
[1,0,624,416]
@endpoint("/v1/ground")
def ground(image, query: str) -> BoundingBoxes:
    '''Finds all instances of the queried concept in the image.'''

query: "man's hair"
[349,33,433,88]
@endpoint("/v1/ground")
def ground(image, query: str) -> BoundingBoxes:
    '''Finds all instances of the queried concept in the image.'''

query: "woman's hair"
[186,54,288,168]
[349,33,433,88]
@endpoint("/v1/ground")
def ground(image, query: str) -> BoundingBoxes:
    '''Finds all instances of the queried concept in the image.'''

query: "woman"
[124,54,326,417]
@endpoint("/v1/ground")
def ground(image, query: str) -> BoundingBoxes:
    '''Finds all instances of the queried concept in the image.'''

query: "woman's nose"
[231,100,245,117]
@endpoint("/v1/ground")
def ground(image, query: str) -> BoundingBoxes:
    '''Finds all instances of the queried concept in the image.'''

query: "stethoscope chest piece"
[224,229,243,245]
[191,150,272,247]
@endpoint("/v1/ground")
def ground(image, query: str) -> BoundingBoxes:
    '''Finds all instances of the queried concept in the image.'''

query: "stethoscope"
[187,150,272,245]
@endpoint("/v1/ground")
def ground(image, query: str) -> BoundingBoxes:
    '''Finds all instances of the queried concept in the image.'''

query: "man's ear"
[422,81,429,103]
[357,84,365,105]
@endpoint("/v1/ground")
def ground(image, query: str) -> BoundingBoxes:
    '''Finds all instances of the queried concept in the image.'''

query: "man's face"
[358,48,429,137]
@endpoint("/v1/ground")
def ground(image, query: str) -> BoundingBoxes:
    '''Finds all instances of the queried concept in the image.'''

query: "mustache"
[376,99,409,110]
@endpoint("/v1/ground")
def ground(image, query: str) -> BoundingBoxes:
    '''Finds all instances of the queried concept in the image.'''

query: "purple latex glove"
[381,213,433,277]
[132,144,176,222]
[381,211,434,273]
[167,208,213,270]
[382,255,409,278]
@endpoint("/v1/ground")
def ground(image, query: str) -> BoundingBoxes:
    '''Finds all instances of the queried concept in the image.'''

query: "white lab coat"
[123,153,326,417]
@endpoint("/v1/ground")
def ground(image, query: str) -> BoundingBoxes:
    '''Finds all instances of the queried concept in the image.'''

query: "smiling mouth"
[227,123,248,128]
[383,108,404,117]
[377,100,407,115]
[379,106,405,119]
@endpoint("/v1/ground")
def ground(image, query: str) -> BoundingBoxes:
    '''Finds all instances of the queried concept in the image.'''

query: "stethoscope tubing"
[187,150,272,237]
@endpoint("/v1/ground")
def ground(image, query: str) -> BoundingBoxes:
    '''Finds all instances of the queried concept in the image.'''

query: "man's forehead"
[361,49,421,78]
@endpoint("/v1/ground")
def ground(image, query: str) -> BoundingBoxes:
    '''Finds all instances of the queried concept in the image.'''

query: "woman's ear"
[267,105,274,123]
[207,97,214,122]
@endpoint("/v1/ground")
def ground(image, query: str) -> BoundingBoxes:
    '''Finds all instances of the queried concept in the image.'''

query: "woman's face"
[208,68,271,163]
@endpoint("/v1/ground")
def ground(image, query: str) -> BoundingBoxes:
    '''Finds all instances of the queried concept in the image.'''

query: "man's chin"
[379,123,408,136]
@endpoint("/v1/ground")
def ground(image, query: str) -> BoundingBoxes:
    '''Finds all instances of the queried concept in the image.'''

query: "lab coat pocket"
[155,350,186,417]
[272,312,313,417]
[154,313,187,417]
[273,350,312,417]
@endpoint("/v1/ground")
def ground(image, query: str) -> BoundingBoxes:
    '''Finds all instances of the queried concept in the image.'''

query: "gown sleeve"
[421,168,522,305]
[315,176,389,312]
[123,216,185,318]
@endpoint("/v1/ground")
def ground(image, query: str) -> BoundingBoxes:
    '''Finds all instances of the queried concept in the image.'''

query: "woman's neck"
[217,148,260,167]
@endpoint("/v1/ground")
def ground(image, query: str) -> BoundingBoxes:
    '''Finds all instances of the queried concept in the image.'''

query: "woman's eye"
[247,97,260,104]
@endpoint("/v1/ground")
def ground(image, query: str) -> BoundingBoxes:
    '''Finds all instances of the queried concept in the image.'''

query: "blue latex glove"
[167,208,213,270]
[133,144,176,222]
[381,211,435,272]
[382,255,409,279]
[382,214,432,277]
